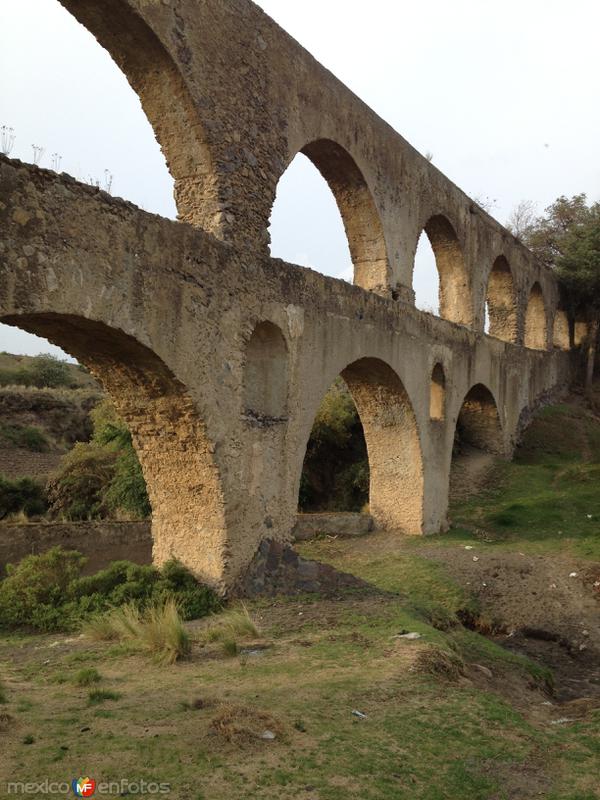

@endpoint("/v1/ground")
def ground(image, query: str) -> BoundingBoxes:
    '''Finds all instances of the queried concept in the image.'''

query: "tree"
[555,203,600,396]
[29,354,72,389]
[508,195,600,396]
[510,194,590,267]
[507,200,537,241]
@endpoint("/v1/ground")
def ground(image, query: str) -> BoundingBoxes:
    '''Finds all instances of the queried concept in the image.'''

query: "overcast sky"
[1,0,599,359]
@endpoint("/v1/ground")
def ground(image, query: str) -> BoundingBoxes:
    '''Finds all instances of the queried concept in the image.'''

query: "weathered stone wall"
[58,0,563,323]
[0,0,576,591]
[0,521,152,576]
[294,513,374,542]
[0,156,572,590]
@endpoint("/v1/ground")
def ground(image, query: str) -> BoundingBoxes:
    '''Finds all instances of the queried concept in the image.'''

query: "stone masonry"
[0,0,575,592]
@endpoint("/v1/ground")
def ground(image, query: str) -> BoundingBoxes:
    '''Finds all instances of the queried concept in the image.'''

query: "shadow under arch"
[454,383,504,455]
[450,382,505,501]
[524,282,548,350]
[414,215,472,326]
[293,139,390,293]
[553,306,570,350]
[1,312,227,588]
[300,357,424,533]
[486,256,517,342]
[59,0,217,231]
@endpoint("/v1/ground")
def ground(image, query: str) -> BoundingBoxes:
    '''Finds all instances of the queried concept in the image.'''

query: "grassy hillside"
[0,352,98,391]
[0,353,101,483]
[448,394,600,561]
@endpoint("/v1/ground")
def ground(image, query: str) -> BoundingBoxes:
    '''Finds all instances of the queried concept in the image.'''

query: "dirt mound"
[420,545,600,701]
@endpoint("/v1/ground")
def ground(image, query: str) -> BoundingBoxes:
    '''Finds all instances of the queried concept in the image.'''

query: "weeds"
[87,689,121,705]
[74,668,101,687]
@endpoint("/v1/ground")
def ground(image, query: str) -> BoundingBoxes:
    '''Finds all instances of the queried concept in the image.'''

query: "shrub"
[0,547,85,630]
[105,446,151,519]
[154,559,221,620]
[49,399,151,521]
[28,355,72,389]
[0,476,48,520]
[0,356,72,390]
[47,444,116,520]
[0,548,219,633]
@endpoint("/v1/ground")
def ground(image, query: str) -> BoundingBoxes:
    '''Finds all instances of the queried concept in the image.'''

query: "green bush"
[0,547,220,633]
[49,400,150,521]
[0,476,48,520]
[28,355,72,389]
[47,444,116,520]
[105,446,151,519]
[0,548,85,629]
[0,368,31,387]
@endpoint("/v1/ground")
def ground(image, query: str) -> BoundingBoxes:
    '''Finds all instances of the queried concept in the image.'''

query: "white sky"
[1,0,599,358]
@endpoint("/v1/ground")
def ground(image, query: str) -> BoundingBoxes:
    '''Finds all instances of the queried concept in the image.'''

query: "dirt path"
[449,446,497,502]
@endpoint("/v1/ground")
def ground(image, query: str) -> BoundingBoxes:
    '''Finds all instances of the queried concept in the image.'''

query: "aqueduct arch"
[524,283,548,350]
[414,216,472,326]
[454,384,505,456]
[430,364,446,421]
[243,321,288,421]
[0,0,575,590]
[1,313,227,586]
[296,358,424,533]
[59,0,218,234]
[553,308,571,350]
[294,140,390,293]
[486,256,517,342]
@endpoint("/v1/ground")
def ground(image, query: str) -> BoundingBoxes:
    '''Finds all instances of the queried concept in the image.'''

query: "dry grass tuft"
[209,703,284,746]
[83,599,191,664]
[200,604,261,646]
[411,646,464,682]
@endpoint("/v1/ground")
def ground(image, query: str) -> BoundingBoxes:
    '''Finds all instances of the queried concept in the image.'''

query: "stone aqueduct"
[0,0,577,590]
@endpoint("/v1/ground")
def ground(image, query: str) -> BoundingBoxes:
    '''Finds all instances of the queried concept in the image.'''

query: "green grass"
[74,667,102,687]
[87,689,121,705]
[447,402,600,559]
